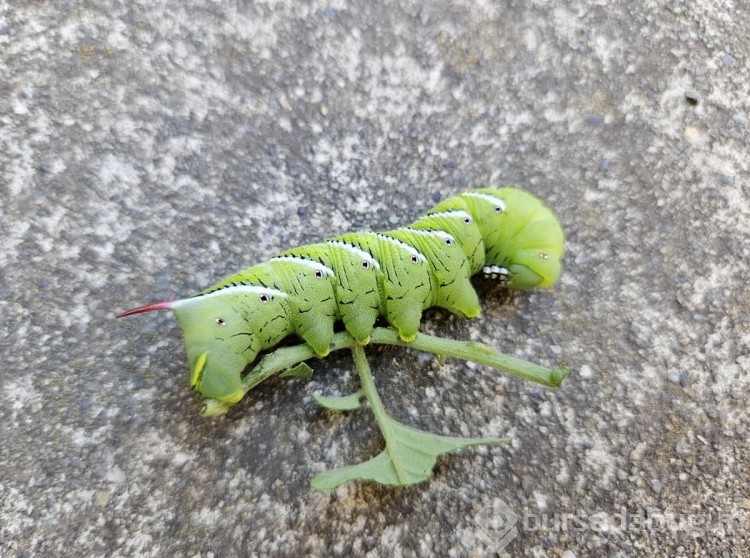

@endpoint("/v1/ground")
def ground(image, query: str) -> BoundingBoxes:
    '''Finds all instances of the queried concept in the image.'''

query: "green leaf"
[310,344,507,490]
[313,389,364,411]
[232,333,565,489]
[311,414,507,490]
[279,362,314,379]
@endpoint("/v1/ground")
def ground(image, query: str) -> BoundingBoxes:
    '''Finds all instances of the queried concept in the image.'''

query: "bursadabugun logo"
[475,496,519,552]
[474,498,746,553]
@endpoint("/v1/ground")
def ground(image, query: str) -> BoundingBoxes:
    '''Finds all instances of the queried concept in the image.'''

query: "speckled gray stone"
[2,1,748,556]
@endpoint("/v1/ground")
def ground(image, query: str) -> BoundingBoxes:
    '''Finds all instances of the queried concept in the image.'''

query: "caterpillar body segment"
[410,210,486,277]
[117,187,565,404]
[383,228,480,320]
[279,241,382,346]
[168,285,292,402]
[333,231,432,343]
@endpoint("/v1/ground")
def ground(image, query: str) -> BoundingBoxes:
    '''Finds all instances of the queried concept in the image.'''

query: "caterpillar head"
[117,287,291,404]
[472,188,565,289]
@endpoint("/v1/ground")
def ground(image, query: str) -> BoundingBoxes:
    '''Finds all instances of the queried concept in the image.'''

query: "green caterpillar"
[118,187,565,405]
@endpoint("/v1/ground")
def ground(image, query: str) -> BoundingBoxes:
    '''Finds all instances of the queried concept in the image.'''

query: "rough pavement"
[2,1,748,556]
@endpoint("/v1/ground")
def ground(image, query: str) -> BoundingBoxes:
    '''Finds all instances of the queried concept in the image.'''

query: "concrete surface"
[2,1,748,556]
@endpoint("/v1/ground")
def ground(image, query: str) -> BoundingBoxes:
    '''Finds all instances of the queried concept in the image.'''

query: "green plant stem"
[349,344,408,484]
[201,326,568,416]
[370,328,570,388]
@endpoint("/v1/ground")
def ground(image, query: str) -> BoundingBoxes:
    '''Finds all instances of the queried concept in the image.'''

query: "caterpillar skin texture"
[118,187,565,403]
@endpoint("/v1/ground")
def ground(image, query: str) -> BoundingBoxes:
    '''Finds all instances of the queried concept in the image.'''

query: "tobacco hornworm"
[118,187,565,404]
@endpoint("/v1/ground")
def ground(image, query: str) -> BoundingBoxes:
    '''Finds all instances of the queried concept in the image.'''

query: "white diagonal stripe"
[269,256,335,276]
[376,233,427,263]
[422,210,473,221]
[404,228,455,242]
[326,240,381,270]
[462,192,506,212]
[176,284,289,307]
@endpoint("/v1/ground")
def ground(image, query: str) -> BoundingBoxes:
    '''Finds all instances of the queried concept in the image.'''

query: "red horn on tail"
[116,300,174,318]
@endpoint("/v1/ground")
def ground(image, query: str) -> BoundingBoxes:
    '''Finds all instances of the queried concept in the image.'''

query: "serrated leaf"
[311,415,507,490]
[313,389,364,411]
[279,362,314,379]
